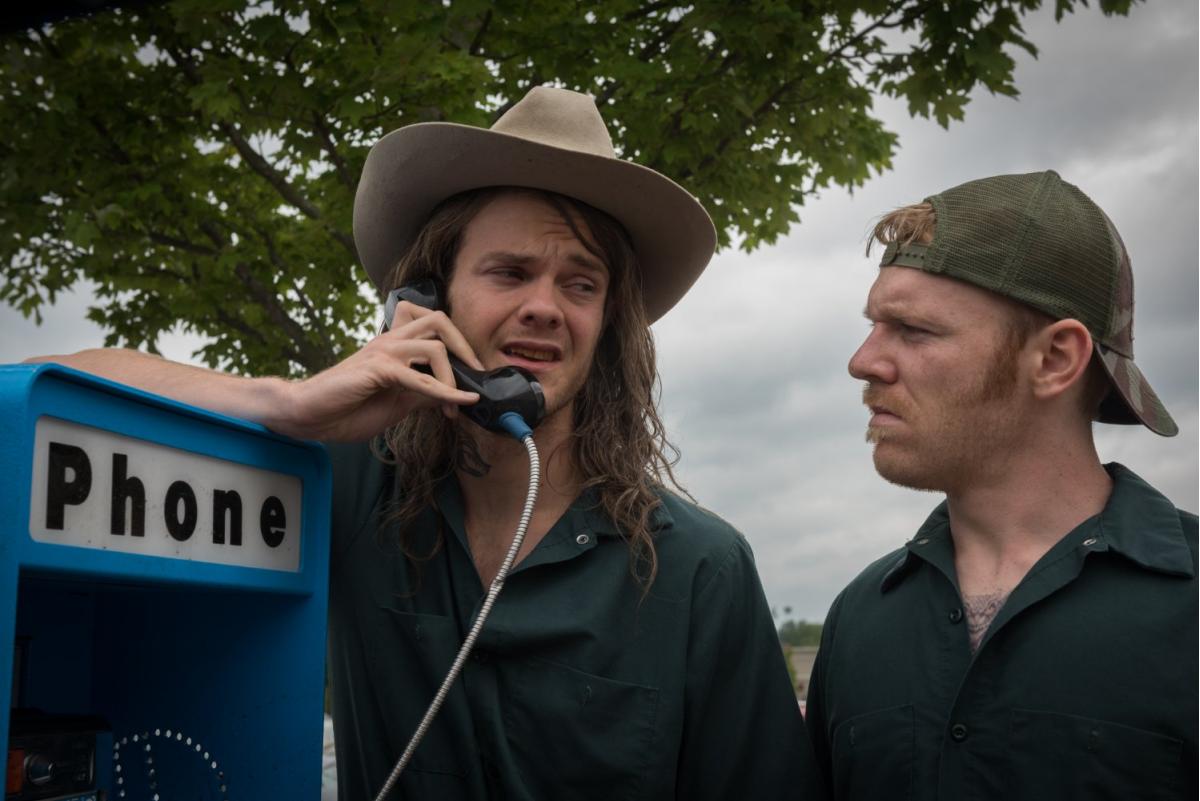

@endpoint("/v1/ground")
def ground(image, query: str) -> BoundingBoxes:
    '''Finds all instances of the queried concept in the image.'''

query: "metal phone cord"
[373,429,540,801]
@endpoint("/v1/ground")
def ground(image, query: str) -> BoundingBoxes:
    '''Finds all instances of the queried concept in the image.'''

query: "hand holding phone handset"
[382,279,546,435]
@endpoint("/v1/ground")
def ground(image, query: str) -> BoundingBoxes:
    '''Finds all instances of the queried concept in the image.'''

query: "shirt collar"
[881,502,952,592]
[1093,463,1194,578]
[433,478,675,546]
[880,462,1193,593]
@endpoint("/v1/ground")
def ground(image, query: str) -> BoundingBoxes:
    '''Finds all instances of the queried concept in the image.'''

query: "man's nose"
[848,329,896,384]
[518,277,563,328]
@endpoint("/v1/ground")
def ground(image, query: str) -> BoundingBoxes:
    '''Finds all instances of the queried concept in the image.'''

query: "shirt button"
[1082,537,1098,547]
[576,533,590,545]
[948,608,963,624]
[950,723,969,742]
[914,537,930,546]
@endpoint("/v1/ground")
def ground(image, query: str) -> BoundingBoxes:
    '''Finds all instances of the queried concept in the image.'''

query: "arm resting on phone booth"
[24,318,482,442]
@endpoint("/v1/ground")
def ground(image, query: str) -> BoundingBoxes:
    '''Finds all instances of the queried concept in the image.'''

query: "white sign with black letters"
[29,416,302,572]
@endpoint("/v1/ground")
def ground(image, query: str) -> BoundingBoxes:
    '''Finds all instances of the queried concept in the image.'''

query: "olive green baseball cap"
[878,170,1177,436]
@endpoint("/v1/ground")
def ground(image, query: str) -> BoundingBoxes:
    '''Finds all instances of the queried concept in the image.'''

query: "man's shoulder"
[1176,507,1198,568]
[647,488,762,585]
[653,487,743,549]
[1107,463,1198,575]
[325,440,389,499]
[642,489,785,610]
[838,544,911,602]
[323,440,394,557]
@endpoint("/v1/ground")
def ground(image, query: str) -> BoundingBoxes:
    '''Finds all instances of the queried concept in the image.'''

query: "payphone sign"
[28,416,302,572]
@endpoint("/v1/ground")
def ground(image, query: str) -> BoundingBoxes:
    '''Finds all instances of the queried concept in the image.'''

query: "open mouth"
[503,345,559,363]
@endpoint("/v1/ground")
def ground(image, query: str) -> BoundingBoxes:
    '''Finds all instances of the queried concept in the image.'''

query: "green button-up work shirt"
[325,442,821,800]
[806,463,1198,801]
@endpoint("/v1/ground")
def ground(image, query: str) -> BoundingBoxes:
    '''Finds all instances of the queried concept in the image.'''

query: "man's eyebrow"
[567,252,609,275]
[476,249,609,275]
[476,251,535,266]
[865,300,938,326]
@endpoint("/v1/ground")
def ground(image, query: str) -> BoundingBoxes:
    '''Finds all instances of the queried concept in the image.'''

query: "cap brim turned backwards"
[1095,344,1178,436]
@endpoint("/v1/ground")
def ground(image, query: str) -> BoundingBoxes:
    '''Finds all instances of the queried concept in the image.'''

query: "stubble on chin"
[864,419,945,492]
[871,444,943,493]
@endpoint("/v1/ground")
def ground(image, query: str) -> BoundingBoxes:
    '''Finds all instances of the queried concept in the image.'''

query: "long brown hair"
[375,186,685,588]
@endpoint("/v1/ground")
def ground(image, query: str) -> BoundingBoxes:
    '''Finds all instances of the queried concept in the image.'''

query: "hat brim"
[353,122,716,323]
[1095,344,1178,437]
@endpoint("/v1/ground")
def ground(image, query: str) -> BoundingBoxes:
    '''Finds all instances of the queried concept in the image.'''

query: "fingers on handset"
[394,339,478,406]
[388,298,425,332]
[387,303,485,370]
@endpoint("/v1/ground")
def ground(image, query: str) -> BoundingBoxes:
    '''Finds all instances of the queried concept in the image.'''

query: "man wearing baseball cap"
[31,87,821,799]
[805,171,1196,800]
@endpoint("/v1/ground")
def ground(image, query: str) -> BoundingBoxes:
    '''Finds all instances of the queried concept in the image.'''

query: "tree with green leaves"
[0,0,1138,376]
[778,618,824,648]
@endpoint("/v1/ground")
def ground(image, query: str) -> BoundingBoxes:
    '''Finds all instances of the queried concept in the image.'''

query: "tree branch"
[673,0,920,181]
[214,306,274,350]
[309,112,356,191]
[255,222,337,357]
[622,1,676,22]
[164,44,340,228]
[469,9,493,56]
[638,16,685,62]
[594,9,686,107]
[146,228,220,257]
[215,121,324,217]
[198,220,227,251]
[32,28,147,172]
[233,261,334,371]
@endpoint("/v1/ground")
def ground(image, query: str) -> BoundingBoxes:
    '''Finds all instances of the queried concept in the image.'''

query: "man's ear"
[1029,319,1093,401]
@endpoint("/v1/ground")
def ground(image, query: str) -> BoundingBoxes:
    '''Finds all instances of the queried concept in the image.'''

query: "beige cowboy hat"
[352,86,717,322]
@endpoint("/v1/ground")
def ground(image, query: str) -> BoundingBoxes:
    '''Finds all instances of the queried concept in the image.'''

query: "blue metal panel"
[2,363,332,800]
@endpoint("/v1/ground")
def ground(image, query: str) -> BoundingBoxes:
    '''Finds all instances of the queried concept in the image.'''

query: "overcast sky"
[654,0,1199,620]
[1,2,1195,622]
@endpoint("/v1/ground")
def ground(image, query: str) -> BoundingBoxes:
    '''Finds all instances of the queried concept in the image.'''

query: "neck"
[946,424,1112,593]
[456,404,582,535]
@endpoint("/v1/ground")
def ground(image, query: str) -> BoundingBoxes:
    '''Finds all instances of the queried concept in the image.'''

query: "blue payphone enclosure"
[1,363,332,799]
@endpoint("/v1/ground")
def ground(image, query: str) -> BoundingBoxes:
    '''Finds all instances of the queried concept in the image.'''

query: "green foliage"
[782,642,799,690]
[778,618,823,648]
[0,0,1141,376]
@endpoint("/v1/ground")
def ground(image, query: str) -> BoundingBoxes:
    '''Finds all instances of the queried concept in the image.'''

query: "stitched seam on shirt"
[695,536,747,600]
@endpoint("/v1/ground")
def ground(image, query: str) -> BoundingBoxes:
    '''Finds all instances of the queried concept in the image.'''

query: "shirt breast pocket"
[501,658,660,801]
[374,608,469,778]
[1007,709,1184,801]
[831,704,915,801]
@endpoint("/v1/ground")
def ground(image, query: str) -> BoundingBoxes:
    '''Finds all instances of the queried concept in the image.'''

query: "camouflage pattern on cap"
[877,170,1177,437]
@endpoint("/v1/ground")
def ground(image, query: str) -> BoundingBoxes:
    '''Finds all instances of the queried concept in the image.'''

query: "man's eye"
[900,323,930,337]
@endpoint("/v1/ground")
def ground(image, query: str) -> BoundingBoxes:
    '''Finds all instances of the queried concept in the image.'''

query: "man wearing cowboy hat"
[804,171,1197,801]
[31,87,822,799]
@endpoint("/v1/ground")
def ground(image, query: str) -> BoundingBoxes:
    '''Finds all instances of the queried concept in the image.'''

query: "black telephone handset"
[382,279,545,434]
